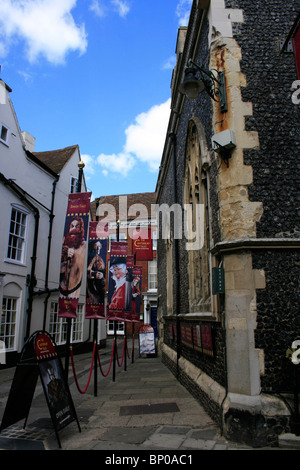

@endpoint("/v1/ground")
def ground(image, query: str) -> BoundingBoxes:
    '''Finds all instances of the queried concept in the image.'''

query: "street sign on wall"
[212,267,225,294]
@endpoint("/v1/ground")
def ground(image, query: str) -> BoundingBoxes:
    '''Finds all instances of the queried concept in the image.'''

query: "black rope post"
[113,320,117,382]
[124,336,127,371]
[132,323,135,364]
[94,319,98,396]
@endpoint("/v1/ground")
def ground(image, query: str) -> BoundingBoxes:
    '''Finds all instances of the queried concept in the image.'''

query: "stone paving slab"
[0,345,298,451]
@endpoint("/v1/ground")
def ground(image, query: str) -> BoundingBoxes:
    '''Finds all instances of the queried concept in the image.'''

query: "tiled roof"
[90,192,157,221]
[32,145,79,174]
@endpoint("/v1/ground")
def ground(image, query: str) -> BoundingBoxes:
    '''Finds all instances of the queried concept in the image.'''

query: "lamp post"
[65,160,85,382]
[112,219,120,382]
[77,160,85,192]
[179,58,228,113]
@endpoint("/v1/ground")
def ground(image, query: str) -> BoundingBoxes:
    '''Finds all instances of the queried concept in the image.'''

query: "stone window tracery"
[184,121,211,312]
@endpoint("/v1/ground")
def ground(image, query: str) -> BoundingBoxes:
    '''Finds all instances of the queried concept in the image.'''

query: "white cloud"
[18,70,34,83]
[162,55,176,70]
[111,0,130,18]
[124,99,171,171]
[82,151,134,178]
[0,0,87,64]
[175,0,192,26]
[84,98,171,178]
[97,152,136,176]
[81,153,96,177]
[90,0,130,19]
[89,0,106,18]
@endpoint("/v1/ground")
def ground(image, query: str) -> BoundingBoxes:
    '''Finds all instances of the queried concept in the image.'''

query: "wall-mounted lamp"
[179,59,228,113]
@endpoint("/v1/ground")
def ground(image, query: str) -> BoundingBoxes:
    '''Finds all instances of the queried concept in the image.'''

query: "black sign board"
[0,331,80,448]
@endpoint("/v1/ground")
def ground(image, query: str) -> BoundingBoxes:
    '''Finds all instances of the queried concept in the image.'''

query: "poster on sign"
[35,333,78,433]
[85,221,108,319]
[59,192,91,318]
[107,241,128,321]
[133,227,153,261]
[139,325,156,356]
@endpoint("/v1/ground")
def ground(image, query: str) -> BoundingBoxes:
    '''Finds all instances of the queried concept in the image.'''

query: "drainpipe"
[42,176,59,330]
[0,173,40,342]
[25,210,39,339]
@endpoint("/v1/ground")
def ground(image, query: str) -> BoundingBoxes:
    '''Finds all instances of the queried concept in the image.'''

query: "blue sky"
[0,0,192,200]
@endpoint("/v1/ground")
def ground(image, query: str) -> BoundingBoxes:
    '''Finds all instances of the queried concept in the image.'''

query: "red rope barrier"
[70,342,96,394]
[97,339,115,377]
[70,336,129,391]
[116,337,126,367]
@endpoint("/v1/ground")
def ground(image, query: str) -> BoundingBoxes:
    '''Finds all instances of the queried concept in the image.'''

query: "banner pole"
[94,320,98,396]
[112,219,120,382]
[65,318,71,381]
[132,252,136,364]
[64,161,85,382]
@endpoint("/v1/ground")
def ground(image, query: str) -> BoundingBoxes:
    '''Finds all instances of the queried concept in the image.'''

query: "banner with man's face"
[85,221,108,319]
[107,241,128,321]
[58,192,91,318]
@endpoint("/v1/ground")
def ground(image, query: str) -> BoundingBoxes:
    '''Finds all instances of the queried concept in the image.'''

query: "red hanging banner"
[124,255,134,320]
[85,221,108,319]
[107,241,128,321]
[123,258,142,322]
[130,265,142,322]
[58,192,91,318]
[132,227,153,261]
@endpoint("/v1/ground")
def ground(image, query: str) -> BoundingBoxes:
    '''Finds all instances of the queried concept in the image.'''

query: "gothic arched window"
[184,121,211,312]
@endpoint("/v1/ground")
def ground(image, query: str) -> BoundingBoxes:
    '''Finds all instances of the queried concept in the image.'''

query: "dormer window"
[0,123,9,146]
